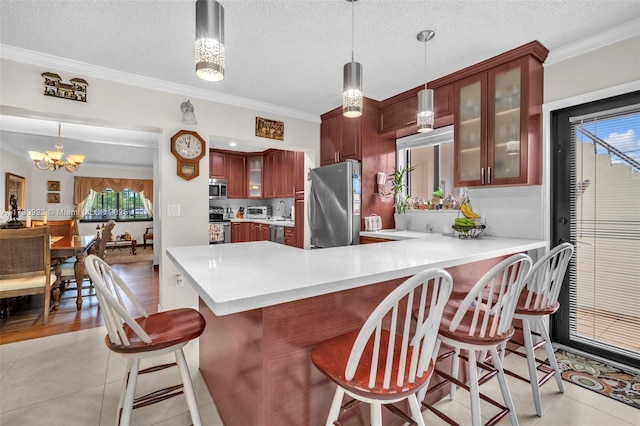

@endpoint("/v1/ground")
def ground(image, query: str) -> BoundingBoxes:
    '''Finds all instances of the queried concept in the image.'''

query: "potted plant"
[390,165,415,230]
[432,187,444,206]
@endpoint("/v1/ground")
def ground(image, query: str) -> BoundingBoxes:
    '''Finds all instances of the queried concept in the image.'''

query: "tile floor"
[1,327,638,425]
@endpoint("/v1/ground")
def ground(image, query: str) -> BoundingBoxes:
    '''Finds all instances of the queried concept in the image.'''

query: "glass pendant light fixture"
[343,0,362,118]
[195,0,225,81]
[417,30,435,132]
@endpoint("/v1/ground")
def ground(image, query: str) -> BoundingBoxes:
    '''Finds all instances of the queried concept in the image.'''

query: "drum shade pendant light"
[195,0,225,81]
[343,0,362,118]
[417,30,435,132]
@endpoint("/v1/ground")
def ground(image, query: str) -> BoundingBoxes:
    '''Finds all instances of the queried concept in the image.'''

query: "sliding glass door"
[551,91,640,367]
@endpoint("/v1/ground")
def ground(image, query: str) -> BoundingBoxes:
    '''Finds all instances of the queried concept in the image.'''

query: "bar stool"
[84,254,205,426]
[423,253,532,426]
[504,242,574,416]
[311,268,453,426]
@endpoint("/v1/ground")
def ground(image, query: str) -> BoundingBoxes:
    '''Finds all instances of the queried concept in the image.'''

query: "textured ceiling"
[1,0,639,166]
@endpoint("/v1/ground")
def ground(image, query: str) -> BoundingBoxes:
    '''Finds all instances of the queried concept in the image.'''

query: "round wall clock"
[170,130,206,181]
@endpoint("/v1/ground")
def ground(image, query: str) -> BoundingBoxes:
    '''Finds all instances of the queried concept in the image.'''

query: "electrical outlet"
[176,273,184,288]
[168,204,181,217]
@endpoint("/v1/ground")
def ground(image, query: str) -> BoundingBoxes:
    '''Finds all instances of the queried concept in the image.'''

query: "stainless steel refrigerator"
[309,160,361,248]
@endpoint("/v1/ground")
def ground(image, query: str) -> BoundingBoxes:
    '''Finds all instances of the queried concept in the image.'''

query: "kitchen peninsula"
[168,235,546,425]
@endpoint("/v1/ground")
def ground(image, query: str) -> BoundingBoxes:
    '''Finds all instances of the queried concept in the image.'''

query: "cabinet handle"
[406,120,417,125]
[488,167,492,184]
[481,167,485,185]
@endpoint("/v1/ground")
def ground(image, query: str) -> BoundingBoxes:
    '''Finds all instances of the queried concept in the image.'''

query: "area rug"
[539,349,640,409]
[104,248,154,265]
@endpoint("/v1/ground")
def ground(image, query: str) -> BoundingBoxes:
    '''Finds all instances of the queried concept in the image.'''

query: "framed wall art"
[47,180,60,191]
[5,173,26,211]
[255,117,284,141]
[47,193,60,204]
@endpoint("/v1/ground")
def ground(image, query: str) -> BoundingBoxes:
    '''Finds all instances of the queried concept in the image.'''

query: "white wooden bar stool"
[503,242,574,416]
[84,254,205,426]
[422,253,532,426]
[311,269,453,426]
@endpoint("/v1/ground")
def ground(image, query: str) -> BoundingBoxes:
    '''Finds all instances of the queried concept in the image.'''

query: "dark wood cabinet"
[452,42,547,187]
[319,101,370,166]
[360,236,393,244]
[284,227,295,247]
[231,222,251,243]
[379,95,417,135]
[227,154,246,198]
[209,150,227,178]
[251,223,270,241]
[247,155,263,198]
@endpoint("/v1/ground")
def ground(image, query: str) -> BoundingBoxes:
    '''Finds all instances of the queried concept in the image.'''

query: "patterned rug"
[539,349,640,409]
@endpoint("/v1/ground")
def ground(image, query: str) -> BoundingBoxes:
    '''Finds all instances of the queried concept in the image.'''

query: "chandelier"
[28,122,85,172]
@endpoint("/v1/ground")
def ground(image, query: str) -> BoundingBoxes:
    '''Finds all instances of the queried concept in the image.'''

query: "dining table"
[50,235,97,311]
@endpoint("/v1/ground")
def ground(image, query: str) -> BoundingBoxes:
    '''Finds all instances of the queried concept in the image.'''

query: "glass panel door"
[493,67,521,179]
[457,81,482,182]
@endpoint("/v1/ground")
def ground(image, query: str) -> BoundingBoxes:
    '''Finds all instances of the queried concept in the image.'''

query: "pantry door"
[551,91,639,367]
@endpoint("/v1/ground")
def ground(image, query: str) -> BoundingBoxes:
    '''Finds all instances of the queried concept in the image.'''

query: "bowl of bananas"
[452,198,485,238]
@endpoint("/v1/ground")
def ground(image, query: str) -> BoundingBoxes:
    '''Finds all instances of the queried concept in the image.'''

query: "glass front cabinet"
[454,50,545,187]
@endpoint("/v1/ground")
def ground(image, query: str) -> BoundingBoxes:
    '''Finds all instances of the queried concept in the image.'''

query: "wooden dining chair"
[503,243,574,416]
[0,227,56,324]
[422,253,532,426]
[59,220,115,295]
[311,268,453,426]
[32,219,74,239]
[84,254,205,426]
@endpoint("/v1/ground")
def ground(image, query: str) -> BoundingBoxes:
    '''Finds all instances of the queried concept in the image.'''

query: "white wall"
[0,58,320,311]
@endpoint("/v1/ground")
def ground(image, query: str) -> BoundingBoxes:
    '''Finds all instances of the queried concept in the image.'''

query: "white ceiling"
[1,1,639,167]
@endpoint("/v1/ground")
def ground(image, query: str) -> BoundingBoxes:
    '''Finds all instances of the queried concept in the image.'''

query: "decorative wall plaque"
[255,117,284,141]
[41,72,88,102]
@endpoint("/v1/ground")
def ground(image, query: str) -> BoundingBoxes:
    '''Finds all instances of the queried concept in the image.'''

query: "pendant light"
[417,30,435,132]
[343,0,362,118]
[195,0,225,81]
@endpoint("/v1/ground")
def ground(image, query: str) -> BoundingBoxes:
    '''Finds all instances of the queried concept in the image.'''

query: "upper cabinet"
[247,155,263,199]
[227,154,246,198]
[320,98,380,166]
[453,41,548,187]
[209,150,227,178]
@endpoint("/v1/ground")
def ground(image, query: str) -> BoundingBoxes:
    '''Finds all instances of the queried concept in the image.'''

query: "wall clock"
[170,130,206,181]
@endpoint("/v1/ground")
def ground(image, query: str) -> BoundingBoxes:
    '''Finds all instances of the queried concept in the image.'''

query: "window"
[396,125,457,202]
[82,188,151,221]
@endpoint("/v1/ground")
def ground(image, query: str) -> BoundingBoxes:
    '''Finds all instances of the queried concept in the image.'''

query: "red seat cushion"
[311,330,434,400]
[514,289,559,316]
[106,308,206,354]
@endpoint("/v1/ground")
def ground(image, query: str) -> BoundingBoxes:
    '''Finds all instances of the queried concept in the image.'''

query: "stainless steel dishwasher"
[269,225,285,245]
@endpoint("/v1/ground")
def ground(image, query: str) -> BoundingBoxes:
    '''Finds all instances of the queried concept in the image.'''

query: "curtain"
[73,177,153,219]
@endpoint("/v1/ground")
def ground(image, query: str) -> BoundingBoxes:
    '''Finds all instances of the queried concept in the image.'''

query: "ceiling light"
[195,0,225,82]
[343,0,362,118]
[28,122,85,172]
[417,30,435,133]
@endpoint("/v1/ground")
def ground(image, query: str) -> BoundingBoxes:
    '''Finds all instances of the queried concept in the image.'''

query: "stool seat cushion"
[439,303,515,346]
[311,329,434,400]
[514,289,560,316]
[106,308,205,354]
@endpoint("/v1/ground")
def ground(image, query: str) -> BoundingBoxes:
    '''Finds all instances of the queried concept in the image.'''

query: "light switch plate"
[168,204,181,217]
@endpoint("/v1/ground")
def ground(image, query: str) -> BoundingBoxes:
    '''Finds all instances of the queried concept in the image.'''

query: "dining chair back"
[425,253,532,426]
[84,254,205,426]
[0,226,55,324]
[505,242,574,417]
[311,268,453,426]
[32,219,75,240]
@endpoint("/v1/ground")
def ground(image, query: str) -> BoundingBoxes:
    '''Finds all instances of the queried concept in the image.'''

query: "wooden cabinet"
[263,149,300,198]
[209,150,227,178]
[231,222,251,243]
[378,83,454,137]
[453,41,547,187]
[227,154,246,198]
[360,236,393,244]
[251,223,270,241]
[319,101,369,166]
[247,155,263,198]
[284,227,295,247]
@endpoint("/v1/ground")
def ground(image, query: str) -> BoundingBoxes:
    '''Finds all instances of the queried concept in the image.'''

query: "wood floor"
[0,261,158,345]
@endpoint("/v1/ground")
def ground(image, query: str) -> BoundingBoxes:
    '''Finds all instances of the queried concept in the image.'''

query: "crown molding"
[0,44,321,123]
[546,18,640,65]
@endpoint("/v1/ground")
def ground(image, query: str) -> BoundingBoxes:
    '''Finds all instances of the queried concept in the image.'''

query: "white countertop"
[167,233,547,316]
[360,229,441,240]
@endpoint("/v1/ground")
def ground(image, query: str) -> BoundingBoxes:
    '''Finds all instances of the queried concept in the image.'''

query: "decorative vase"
[394,213,410,231]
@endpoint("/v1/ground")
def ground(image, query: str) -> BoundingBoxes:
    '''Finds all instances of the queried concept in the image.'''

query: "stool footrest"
[132,383,184,410]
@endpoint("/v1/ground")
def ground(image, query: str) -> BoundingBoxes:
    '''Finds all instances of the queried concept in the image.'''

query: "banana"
[461,203,481,219]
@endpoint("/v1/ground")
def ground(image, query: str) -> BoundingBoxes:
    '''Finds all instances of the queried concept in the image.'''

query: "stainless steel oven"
[209,178,227,200]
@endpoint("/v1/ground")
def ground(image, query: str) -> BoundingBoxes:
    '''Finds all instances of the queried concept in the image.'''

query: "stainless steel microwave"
[209,178,227,199]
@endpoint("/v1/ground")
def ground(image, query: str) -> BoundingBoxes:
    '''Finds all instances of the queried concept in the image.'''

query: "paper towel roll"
[377,172,386,185]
